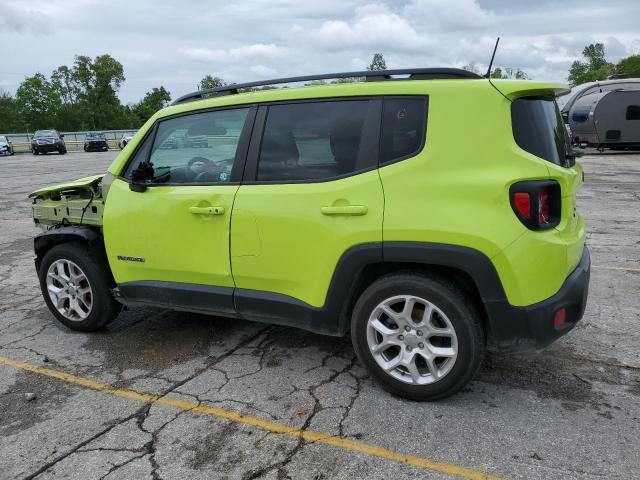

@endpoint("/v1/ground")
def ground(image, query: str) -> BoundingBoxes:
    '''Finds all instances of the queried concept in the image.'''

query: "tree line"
[0,55,172,134]
[1,47,639,134]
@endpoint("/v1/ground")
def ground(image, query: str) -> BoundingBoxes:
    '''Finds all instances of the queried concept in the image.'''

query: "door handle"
[321,205,368,216]
[189,206,225,215]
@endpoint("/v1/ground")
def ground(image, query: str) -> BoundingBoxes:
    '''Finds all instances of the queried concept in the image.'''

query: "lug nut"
[398,335,404,341]
[418,343,424,349]
[417,330,423,336]
[404,326,411,332]
[406,345,412,351]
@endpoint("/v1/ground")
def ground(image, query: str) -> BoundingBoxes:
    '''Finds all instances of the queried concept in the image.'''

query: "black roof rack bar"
[172,68,482,105]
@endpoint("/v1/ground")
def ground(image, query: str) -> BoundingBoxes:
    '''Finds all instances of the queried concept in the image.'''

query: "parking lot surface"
[1,150,639,480]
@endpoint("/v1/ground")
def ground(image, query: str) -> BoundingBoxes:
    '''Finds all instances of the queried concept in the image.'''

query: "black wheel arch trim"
[117,241,511,339]
[34,225,104,271]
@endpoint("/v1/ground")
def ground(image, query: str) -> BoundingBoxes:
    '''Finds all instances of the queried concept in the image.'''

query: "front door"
[104,106,254,310]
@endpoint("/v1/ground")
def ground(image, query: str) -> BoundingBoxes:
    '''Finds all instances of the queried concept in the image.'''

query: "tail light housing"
[509,180,561,230]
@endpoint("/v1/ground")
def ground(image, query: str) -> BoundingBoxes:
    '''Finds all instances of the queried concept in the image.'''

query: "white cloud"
[0,0,638,102]
[0,3,55,35]
[181,43,287,63]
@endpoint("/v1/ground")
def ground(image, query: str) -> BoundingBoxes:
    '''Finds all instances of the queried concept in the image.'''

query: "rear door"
[104,106,255,311]
[230,98,384,311]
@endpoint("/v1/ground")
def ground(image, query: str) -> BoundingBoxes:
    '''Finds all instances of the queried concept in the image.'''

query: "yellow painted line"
[0,355,501,480]
[593,265,640,273]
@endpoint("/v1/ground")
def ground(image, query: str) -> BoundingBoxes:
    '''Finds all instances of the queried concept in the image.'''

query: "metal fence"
[1,129,138,153]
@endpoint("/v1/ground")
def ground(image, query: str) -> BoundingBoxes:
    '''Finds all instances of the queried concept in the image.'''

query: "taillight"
[510,181,560,230]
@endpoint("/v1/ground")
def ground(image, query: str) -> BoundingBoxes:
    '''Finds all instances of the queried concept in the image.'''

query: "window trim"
[379,95,429,167]
[118,104,257,187]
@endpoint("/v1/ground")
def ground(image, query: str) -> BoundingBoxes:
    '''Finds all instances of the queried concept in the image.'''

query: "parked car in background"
[118,133,134,149]
[84,132,109,152]
[158,136,178,149]
[31,130,66,155]
[184,134,209,148]
[0,135,15,156]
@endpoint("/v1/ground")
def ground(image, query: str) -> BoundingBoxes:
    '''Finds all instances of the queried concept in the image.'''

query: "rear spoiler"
[489,80,570,101]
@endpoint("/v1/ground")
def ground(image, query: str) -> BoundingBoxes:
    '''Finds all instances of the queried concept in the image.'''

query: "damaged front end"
[29,174,109,229]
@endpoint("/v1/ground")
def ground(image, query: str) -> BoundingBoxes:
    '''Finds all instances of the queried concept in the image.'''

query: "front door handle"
[189,205,225,215]
[321,205,368,216]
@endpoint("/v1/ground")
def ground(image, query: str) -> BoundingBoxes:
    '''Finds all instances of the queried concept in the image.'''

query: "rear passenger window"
[380,97,428,164]
[627,105,640,120]
[257,100,374,182]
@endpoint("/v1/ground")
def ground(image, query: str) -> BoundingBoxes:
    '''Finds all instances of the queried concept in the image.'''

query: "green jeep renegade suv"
[29,68,590,401]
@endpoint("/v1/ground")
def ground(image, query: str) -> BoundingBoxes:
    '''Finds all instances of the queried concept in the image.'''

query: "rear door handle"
[321,205,368,216]
[189,206,225,215]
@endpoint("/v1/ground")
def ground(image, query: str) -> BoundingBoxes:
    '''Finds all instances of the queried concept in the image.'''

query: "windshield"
[511,96,570,167]
[88,133,106,139]
[35,130,57,138]
[0,136,7,143]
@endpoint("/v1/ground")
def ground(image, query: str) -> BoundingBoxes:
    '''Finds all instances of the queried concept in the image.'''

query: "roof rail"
[172,68,482,105]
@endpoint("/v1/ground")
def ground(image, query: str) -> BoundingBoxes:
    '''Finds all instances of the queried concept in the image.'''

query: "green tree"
[199,75,226,90]
[490,67,529,79]
[0,91,25,132]
[568,43,615,85]
[16,73,60,131]
[367,53,387,71]
[616,55,640,78]
[131,87,171,124]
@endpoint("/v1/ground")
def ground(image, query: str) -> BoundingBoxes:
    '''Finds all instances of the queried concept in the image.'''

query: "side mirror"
[129,162,155,192]
[129,182,147,193]
[59,134,65,138]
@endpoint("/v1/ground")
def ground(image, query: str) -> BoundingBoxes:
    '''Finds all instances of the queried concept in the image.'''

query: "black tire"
[351,272,485,401]
[38,243,122,332]
[84,145,88,152]
[32,148,39,155]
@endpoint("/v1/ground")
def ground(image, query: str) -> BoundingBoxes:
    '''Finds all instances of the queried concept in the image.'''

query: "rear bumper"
[485,247,590,352]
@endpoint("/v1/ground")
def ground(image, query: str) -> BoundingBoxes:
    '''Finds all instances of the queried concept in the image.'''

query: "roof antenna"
[484,37,500,78]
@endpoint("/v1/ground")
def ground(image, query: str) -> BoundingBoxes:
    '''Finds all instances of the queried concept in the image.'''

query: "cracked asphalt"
[1,149,639,480]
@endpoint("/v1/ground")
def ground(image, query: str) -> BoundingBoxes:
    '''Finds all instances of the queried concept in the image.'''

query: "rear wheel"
[351,273,485,401]
[32,148,39,155]
[38,243,122,331]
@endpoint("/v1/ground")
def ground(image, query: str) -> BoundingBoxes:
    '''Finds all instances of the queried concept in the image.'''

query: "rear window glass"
[511,96,568,167]
[257,100,373,182]
[380,97,427,164]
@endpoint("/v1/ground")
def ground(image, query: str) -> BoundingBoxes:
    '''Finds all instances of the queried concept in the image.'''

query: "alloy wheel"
[366,295,458,385]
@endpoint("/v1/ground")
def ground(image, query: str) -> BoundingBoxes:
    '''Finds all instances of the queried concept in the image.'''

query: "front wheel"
[38,243,122,331]
[351,273,485,401]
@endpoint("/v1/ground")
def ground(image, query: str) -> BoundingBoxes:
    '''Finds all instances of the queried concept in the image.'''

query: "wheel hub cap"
[45,259,93,321]
[366,295,458,385]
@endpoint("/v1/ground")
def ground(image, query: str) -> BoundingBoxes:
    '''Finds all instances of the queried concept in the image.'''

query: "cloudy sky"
[0,0,639,103]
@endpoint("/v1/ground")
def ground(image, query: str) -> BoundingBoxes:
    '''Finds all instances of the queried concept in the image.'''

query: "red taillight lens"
[538,187,550,224]
[510,181,560,230]
[513,192,531,218]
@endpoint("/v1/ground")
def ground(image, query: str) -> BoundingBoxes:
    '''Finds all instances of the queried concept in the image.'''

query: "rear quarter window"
[380,97,428,164]
[511,96,569,167]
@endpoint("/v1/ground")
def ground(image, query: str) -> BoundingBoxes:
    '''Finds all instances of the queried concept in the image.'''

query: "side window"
[380,97,428,164]
[257,100,373,182]
[627,105,640,120]
[124,108,249,184]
